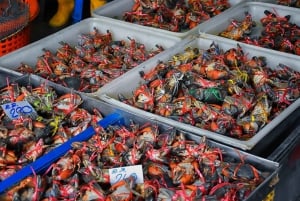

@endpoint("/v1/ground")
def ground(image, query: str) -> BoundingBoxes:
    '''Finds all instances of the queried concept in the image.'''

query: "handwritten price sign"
[1,101,36,120]
[109,165,144,185]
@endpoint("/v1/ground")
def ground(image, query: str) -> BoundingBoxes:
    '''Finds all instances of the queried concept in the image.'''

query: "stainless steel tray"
[95,34,300,150]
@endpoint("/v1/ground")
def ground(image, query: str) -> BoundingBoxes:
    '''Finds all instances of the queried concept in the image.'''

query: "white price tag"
[1,101,36,120]
[109,165,144,185]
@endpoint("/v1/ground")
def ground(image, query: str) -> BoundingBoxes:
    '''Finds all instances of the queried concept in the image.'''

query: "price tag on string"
[109,165,144,185]
[1,101,36,120]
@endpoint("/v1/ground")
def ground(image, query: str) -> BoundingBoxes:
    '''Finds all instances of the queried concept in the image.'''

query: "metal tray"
[198,1,300,54]
[95,34,300,151]
[92,0,243,38]
[0,79,279,200]
[0,17,181,94]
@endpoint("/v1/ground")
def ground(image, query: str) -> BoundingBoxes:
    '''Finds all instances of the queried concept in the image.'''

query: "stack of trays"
[95,35,300,151]
[0,74,279,200]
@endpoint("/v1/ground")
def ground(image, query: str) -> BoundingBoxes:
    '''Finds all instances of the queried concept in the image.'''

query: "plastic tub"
[0,84,280,200]
[198,1,300,55]
[92,0,243,38]
[95,34,300,151]
[0,17,181,94]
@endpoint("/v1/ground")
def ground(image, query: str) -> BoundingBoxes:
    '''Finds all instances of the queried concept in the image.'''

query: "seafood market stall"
[0,75,279,200]
[0,0,300,200]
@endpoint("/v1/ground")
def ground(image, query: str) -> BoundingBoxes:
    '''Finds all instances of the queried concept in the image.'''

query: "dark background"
[30,0,111,43]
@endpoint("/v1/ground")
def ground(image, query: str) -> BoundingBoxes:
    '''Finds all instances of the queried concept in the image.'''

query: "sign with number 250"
[109,165,144,185]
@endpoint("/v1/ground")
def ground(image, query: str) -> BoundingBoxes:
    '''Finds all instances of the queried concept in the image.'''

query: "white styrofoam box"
[94,34,300,150]
[199,2,300,40]
[92,0,243,38]
[0,17,181,69]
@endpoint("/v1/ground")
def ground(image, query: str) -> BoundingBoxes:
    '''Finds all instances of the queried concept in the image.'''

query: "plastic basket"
[22,0,39,21]
[0,0,32,56]
[0,26,30,56]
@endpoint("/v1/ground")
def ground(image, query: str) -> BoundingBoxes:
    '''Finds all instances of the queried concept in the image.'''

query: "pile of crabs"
[219,10,300,55]
[277,0,300,7]
[17,27,165,93]
[1,120,269,200]
[123,0,231,32]
[0,82,103,183]
[119,42,300,140]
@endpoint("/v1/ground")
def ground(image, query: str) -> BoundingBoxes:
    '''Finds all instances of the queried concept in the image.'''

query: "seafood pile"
[16,27,165,93]
[277,0,300,7]
[123,0,231,32]
[0,82,103,181]
[119,42,300,140]
[219,10,300,55]
[1,121,269,200]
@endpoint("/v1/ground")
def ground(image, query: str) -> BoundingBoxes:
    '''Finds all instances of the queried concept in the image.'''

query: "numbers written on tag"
[1,101,36,120]
[109,165,144,185]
